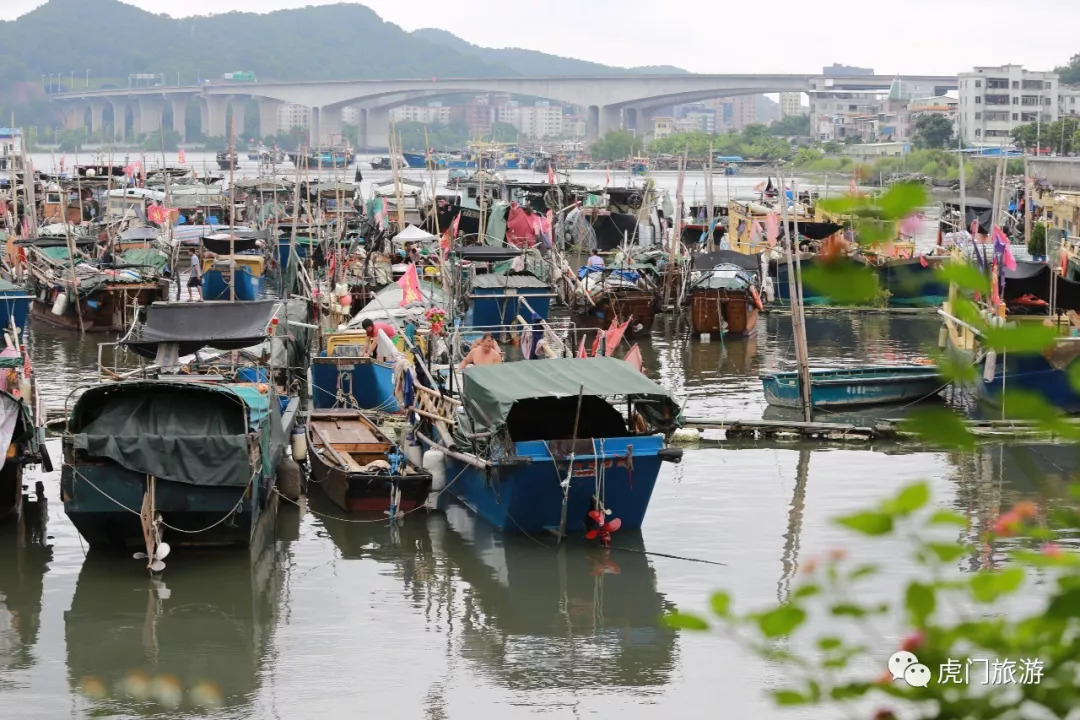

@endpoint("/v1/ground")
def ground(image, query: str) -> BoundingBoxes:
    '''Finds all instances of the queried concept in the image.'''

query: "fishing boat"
[760,365,943,409]
[0,278,32,332]
[687,250,765,337]
[310,330,406,412]
[0,334,48,522]
[572,263,660,337]
[0,482,50,677]
[22,236,170,332]
[306,409,432,514]
[61,300,297,559]
[216,151,238,170]
[201,232,267,302]
[401,151,427,169]
[417,357,683,536]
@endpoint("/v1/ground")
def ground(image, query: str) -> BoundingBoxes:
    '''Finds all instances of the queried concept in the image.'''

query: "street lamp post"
[85,69,90,88]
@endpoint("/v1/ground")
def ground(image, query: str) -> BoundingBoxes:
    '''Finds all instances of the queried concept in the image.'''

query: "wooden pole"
[778,163,811,422]
[228,112,236,302]
[556,383,586,543]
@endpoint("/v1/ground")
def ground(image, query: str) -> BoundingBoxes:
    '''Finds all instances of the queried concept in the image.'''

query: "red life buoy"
[749,285,764,311]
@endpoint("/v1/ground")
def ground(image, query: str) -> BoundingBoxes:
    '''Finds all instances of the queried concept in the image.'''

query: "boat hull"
[761,366,943,408]
[30,283,168,332]
[690,288,759,335]
[202,267,265,301]
[470,289,553,328]
[311,357,401,412]
[0,290,32,331]
[574,290,656,337]
[60,464,268,548]
[974,348,1080,413]
[309,453,431,513]
[444,435,664,534]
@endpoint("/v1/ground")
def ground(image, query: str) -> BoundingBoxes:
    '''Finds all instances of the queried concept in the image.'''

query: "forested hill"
[0,0,685,90]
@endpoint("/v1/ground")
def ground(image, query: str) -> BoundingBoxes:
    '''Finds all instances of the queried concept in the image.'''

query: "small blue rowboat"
[760,365,944,409]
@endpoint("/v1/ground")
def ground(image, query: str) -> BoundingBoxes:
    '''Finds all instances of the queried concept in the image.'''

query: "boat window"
[504,396,628,442]
[490,188,501,200]
[467,187,477,199]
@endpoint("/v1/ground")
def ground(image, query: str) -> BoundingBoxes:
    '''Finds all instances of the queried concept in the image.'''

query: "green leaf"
[818,195,866,215]
[970,567,1024,603]
[1011,549,1080,568]
[772,690,811,706]
[793,584,821,599]
[899,408,974,450]
[926,543,967,563]
[755,605,807,638]
[835,511,894,536]
[982,324,1059,354]
[830,683,871,701]
[817,636,843,650]
[893,482,930,515]
[710,591,731,617]
[928,510,967,526]
[938,262,990,295]
[664,612,709,630]
[934,351,978,385]
[802,263,881,305]
[878,182,929,220]
[831,603,867,618]
[905,581,936,626]
[1046,586,1080,618]
[849,564,878,580]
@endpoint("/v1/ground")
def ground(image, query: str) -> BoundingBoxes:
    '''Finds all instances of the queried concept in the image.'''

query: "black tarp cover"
[693,250,763,272]
[70,382,253,487]
[123,300,280,359]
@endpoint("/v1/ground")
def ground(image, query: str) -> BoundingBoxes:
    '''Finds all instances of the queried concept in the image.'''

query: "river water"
[0,155,1067,719]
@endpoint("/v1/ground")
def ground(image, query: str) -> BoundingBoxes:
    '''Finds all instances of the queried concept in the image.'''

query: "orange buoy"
[749,286,764,311]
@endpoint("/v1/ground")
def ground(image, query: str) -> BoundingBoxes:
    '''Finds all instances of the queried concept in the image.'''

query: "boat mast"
[228,112,236,302]
[778,163,812,421]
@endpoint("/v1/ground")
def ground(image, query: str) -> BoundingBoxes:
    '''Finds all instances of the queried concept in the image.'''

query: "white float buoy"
[422,449,446,509]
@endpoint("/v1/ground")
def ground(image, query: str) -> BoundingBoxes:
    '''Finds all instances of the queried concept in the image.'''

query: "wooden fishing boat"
[0,337,49,522]
[687,250,765,336]
[760,365,943,409]
[216,151,238,170]
[310,330,405,412]
[573,265,659,337]
[417,357,683,536]
[307,409,432,514]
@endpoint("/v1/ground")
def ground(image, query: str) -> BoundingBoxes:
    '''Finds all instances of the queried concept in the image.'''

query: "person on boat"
[404,242,420,265]
[187,248,202,301]
[361,318,397,357]
[457,333,502,371]
[586,249,604,269]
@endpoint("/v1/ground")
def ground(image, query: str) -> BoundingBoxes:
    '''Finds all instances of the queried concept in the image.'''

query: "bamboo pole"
[778,163,811,421]
[228,113,236,302]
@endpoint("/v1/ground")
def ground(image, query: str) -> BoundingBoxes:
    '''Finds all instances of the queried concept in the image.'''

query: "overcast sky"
[4,0,1079,75]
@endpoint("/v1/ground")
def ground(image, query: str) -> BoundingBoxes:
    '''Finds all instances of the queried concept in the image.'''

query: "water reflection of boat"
[64,524,288,715]
[438,504,678,689]
[0,485,50,675]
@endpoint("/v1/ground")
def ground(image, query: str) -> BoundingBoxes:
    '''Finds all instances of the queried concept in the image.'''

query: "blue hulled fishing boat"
[61,301,299,563]
[0,279,32,332]
[417,357,683,536]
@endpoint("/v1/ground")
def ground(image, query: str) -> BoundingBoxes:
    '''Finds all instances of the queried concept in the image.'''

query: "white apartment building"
[276,103,311,133]
[388,103,453,125]
[495,101,564,139]
[957,65,1058,145]
[1059,86,1080,117]
[779,92,807,118]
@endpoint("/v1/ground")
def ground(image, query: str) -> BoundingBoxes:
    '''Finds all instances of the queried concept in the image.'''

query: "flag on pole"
[576,334,588,358]
[59,154,66,173]
[765,212,780,247]
[605,166,611,186]
[375,196,388,229]
[604,315,631,356]
[993,227,1018,271]
[178,148,186,164]
[590,329,601,357]
[547,163,555,185]
[397,262,422,307]
[623,344,643,373]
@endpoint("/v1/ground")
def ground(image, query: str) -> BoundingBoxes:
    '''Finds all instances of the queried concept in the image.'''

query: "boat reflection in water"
[316,492,677,693]
[0,484,51,675]
[64,504,298,715]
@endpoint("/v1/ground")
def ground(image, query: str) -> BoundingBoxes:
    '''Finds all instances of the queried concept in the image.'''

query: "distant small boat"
[760,365,943,409]
[306,409,432,514]
[402,151,427,169]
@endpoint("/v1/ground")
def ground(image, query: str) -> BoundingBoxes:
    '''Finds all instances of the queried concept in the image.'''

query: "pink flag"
[178,148,186,164]
[752,180,767,193]
[623,344,643,373]
[990,259,1001,307]
[970,219,982,238]
[59,154,66,173]
[751,220,764,245]
[765,212,780,247]
[849,176,858,195]
[576,334,588,358]
[604,315,631,356]
[547,164,555,185]
[605,167,611,186]
[590,330,601,357]
[993,227,1018,270]
[397,262,422,306]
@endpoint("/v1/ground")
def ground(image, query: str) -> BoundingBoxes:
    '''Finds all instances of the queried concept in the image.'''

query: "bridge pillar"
[89,100,106,138]
[318,106,343,145]
[599,105,622,137]
[136,98,163,137]
[109,99,127,141]
[355,108,367,150]
[170,97,189,141]
[366,108,390,150]
[258,98,283,140]
[634,107,657,139]
[585,105,600,143]
[308,106,320,147]
[201,96,229,138]
[229,98,247,140]
[59,102,84,131]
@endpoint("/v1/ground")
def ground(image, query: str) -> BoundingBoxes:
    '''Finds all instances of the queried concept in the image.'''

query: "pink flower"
[991,510,1021,537]
[901,632,924,652]
[828,548,847,562]
[1013,501,1039,520]
[1040,542,1064,558]
[899,213,923,238]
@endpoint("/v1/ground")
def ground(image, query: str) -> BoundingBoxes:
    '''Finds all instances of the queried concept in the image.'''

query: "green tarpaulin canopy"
[70,380,267,487]
[121,248,169,273]
[461,357,679,433]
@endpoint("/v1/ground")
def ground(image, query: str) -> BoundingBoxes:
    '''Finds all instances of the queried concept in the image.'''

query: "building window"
[1013,113,1019,121]
[1012,81,1020,89]
[985,94,1009,105]
[1012,97,1019,105]
[975,97,982,104]
[974,112,981,120]
[987,78,1008,89]
[975,80,982,88]
[1046,81,1053,90]
[975,128,982,137]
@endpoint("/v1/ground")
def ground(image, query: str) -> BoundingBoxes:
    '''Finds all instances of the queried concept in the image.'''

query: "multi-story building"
[728,95,759,130]
[1059,86,1080,117]
[388,102,454,126]
[276,103,311,133]
[562,115,586,139]
[492,100,564,139]
[652,117,676,139]
[779,92,807,118]
[809,89,887,142]
[464,96,493,138]
[957,65,1059,146]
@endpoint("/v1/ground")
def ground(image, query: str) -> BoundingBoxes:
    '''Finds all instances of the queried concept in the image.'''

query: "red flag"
[397,262,422,306]
[623,344,643,373]
[590,330,601,357]
[849,176,858,195]
[576,334,587,358]
[450,211,461,236]
[59,154,66,173]
[178,148,186,164]
[993,227,1018,271]
[919,255,929,268]
[604,315,631,356]
[604,166,611,186]
[547,163,555,185]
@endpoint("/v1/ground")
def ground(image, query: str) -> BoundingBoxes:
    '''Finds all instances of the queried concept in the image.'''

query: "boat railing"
[446,317,576,365]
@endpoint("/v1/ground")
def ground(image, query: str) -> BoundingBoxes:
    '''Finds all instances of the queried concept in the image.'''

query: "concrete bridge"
[48,73,958,149]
